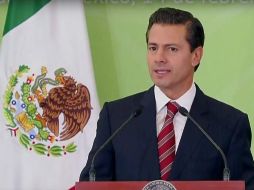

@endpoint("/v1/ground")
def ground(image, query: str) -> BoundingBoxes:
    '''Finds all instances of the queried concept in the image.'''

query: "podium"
[75,181,244,190]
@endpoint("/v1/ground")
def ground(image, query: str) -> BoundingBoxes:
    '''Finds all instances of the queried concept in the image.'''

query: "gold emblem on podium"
[142,180,177,190]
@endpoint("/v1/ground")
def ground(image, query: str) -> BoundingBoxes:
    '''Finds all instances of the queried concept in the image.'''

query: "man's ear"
[192,46,203,67]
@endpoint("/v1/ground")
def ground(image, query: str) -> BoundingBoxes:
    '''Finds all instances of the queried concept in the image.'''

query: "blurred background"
[1,0,254,150]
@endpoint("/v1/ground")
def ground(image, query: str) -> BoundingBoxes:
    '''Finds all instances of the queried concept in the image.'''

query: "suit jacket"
[79,85,254,190]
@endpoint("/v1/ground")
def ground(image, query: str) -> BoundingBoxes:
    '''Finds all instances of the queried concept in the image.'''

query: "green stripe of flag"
[3,0,50,35]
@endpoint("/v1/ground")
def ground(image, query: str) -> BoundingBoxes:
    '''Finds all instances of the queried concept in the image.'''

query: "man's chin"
[153,82,172,91]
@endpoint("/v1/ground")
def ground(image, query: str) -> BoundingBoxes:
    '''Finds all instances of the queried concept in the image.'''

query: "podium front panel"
[75,181,244,190]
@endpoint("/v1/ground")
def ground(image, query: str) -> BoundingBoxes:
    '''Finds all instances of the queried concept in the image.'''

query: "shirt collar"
[154,82,196,113]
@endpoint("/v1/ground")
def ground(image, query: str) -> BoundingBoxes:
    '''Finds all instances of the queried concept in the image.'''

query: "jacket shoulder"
[205,94,247,117]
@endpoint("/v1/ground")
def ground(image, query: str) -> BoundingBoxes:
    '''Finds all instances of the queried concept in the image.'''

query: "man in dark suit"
[79,7,254,189]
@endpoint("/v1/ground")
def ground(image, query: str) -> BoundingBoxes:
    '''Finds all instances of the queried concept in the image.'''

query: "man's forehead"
[147,24,188,41]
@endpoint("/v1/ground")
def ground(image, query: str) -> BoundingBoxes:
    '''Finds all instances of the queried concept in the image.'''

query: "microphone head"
[178,106,189,117]
[133,105,143,117]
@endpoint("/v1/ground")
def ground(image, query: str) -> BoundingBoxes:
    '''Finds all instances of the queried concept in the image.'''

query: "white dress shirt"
[154,82,196,152]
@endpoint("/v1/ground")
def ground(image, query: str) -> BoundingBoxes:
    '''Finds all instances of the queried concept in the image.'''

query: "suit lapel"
[169,85,210,180]
[135,86,161,180]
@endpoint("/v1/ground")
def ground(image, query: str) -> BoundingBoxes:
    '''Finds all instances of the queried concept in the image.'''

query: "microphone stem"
[89,164,96,182]
[187,113,230,181]
[89,112,136,181]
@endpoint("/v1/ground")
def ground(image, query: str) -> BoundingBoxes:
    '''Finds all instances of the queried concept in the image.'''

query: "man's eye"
[169,47,178,52]
[148,46,157,51]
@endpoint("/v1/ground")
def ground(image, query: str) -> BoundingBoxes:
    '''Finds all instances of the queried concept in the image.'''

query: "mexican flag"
[0,0,100,189]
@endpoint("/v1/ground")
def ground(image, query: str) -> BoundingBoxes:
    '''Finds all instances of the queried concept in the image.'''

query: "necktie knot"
[167,101,179,116]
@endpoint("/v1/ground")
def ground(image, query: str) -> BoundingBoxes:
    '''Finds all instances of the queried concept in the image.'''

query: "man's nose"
[155,49,166,63]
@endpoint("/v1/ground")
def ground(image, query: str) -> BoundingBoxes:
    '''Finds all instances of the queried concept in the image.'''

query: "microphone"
[89,106,143,181]
[178,106,230,181]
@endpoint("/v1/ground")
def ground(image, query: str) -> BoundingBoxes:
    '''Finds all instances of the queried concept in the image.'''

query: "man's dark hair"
[146,7,205,71]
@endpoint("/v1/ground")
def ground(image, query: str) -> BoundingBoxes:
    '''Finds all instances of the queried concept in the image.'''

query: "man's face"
[147,24,202,99]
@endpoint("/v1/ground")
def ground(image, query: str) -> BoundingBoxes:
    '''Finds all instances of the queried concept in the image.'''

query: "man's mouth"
[154,69,171,74]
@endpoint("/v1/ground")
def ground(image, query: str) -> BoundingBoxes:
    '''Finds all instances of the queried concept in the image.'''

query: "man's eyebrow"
[148,42,178,46]
[147,42,157,46]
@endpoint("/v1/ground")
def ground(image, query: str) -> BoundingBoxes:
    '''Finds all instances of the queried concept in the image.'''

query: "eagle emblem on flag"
[3,65,92,157]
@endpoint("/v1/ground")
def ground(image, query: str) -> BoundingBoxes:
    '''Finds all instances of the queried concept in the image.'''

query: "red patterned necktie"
[158,101,179,180]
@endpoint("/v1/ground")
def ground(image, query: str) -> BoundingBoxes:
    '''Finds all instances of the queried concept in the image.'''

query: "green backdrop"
[1,1,254,150]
